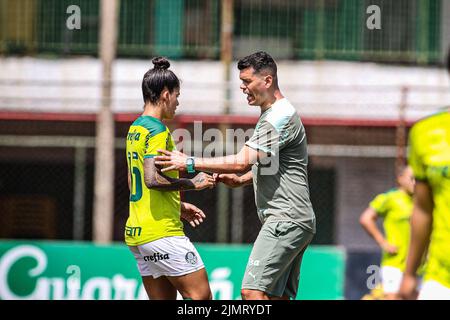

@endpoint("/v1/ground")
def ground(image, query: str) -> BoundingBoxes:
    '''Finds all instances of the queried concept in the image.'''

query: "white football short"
[418,280,450,300]
[129,236,204,278]
[381,266,403,294]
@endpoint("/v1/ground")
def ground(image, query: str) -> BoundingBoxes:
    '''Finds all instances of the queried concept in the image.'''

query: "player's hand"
[192,172,216,190]
[215,173,242,188]
[181,202,206,228]
[397,273,419,300]
[381,241,398,255]
[155,150,188,173]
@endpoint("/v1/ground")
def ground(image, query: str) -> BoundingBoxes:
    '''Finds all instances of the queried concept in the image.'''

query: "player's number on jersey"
[128,152,142,202]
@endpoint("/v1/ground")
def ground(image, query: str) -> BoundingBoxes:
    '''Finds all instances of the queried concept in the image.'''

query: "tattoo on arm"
[196,177,205,183]
[144,158,195,191]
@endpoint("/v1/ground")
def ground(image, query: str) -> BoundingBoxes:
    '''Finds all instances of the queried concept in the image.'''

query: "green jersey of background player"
[360,166,415,299]
[155,51,316,300]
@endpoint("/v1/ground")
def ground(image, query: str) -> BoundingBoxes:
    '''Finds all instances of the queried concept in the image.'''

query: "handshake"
[153,150,249,191]
[190,172,244,190]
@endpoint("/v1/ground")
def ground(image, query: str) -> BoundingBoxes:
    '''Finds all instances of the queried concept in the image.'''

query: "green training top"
[245,98,316,234]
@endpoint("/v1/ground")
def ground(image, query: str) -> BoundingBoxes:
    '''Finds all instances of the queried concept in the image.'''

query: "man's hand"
[397,273,419,300]
[155,150,188,173]
[181,202,206,228]
[192,172,216,190]
[214,173,243,188]
[381,241,399,255]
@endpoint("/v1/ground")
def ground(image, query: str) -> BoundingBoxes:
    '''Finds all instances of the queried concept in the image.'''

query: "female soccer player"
[359,166,416,299]
[125,57,215,300]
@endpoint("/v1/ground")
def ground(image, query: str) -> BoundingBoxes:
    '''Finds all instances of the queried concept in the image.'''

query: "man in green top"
[359,166,415,299]
[155,51,316,300]
[398,48,450,300]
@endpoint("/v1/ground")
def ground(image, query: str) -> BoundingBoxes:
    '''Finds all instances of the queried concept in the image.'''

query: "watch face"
[186,158,195,173]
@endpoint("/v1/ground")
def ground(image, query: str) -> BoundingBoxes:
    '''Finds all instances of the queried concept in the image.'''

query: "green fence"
[0,0,443,64]
[0,240,345,300]
[0,0,220,58]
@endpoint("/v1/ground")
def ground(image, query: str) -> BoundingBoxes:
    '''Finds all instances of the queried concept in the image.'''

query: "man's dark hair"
[142,57,180,104]
[237,51,278,79]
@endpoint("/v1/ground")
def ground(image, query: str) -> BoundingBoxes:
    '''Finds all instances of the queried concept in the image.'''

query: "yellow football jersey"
[125,115,184,246]
[369,188,413,271]
[408,110,450,288]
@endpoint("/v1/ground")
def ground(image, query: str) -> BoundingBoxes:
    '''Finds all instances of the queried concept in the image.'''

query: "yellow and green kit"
[408,110,450,288]
[369,188,413,271]
[125,115,184,246]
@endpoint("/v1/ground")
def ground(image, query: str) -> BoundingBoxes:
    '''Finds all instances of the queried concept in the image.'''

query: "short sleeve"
[246,119,286,156]
[407,125,426,181]
[144,130,169,159]
[369,193,389,217]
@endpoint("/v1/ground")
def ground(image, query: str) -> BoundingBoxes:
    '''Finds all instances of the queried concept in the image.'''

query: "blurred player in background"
[359,166,415,300]
[155,51,316,300]
[398,48,450,300]
[125,57,215,300]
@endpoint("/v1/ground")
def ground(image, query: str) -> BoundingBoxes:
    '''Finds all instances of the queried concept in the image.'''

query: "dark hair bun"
[152,57,170,70]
